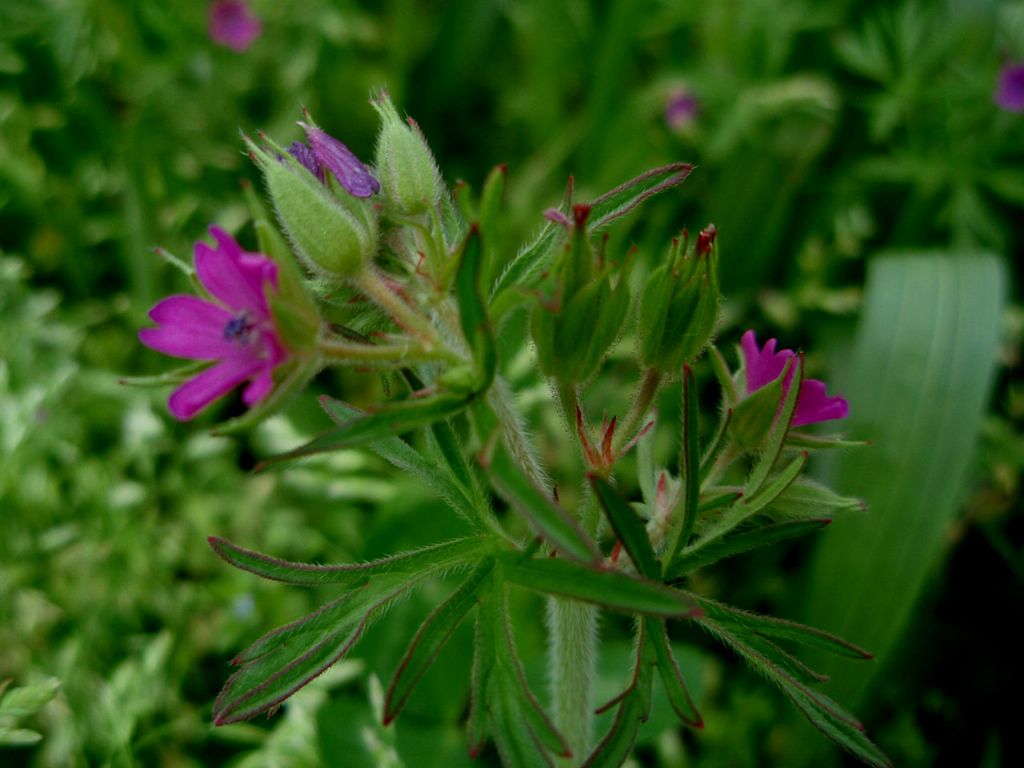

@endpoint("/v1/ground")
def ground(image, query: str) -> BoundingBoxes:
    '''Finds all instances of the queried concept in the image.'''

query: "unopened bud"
[247,136,377,279]
[371,90,443,216]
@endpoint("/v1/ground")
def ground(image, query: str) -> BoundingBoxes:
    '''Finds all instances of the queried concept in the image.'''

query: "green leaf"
[384,559,495,723]
[0,677,60,718]
[645,618,702,728]
[208,536,489,587]
[454,225,497,390]
[472,579,568,766]
[590,475,659,579]
[489,164,692,319]
[667,365,700,563]
[745,357,803,496]
[692,596,872,660]
[700,621,889,768]
[585,622,655,768]
[214,576,415,724]
[587,163,694,232]
[767,479,864,520]
[487,446,600,563]
[258,392,472,467]
[804,253,1005,706]
[501,557,700,617]
[666,519,830,579]
[320,397,482,528]
[690,452,807,550]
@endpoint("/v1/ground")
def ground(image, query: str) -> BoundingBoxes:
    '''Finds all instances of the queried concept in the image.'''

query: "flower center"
[223,312,257,345]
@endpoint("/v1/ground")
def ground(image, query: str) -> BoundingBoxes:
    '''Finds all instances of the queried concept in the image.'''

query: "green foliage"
[2,1,1020,766]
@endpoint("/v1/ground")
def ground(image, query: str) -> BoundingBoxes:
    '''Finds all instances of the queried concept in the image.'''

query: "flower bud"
[531,206,632,383]
[247,136,377,280]
[371,90,443,216]
[637,224,719,373]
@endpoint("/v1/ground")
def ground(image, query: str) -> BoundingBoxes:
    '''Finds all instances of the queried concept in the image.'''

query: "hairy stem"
[353,266,445,349]
[547,597,598,766]
[613,367,663,455]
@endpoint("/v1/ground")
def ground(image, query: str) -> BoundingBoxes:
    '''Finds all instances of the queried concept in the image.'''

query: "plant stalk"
[547,596,598,766]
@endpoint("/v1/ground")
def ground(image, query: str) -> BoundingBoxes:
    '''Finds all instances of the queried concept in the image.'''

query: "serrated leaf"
[666,519,830,578]
[590,475,659,579]
[692,596,872,659]
[700,620,889,768]
[258,392,472,467]
[208,536,488,587]
[645,618,702,728]
[487,446,600,563]
[214,578,411,724]
[454,225,497,390]
[585,622,654,768]
[384,559,494,724]
[501,557,699,618]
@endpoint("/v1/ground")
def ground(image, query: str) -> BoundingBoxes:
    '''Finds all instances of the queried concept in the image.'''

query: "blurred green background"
[2,1,1022,766]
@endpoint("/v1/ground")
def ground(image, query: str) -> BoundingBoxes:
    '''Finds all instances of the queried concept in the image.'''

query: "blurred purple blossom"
[741,330,849,427]
[209,0,262,53]
[995,62,1024,113]
[665,89,699,131]
[139,228,287,420]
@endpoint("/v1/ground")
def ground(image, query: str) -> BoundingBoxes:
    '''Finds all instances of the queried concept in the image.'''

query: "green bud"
[728,370,785,450]
[531,206,633,383]
[243,181,321,354]
[371,91,443,216]
[247,137,377,280]
[638,225,720,373]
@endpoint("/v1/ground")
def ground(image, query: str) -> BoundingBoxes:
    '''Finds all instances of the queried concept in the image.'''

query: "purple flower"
[665,89,699,131]
[995,62,1024,113]
[209,0,262,53]
[286,141,324,183]
[740,330,849,427]
[139,228,287,421]
[300,124,380,198]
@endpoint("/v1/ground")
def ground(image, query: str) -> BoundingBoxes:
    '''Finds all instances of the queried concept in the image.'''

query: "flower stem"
[316,337,458,365]
[613,367,663,455]
[353,267,445,349]
[547,596,597,766]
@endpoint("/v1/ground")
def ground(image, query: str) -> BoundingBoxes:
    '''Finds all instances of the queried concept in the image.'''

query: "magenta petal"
[793,378,850,427]
[140,296,236,359]
[741,330,795,393]
[303,125,380,198]
[167,357,264,421]
[242,367,275,406]
[195,228,277,315]
[995,62,1024,113]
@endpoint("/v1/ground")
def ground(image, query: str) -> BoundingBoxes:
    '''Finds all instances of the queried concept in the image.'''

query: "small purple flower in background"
[741,330,849,426]
[139,228,287,421]
[665,89,699,132]
[299,124,380,197]
[995,61,1024,113]
[209,0,262,53]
